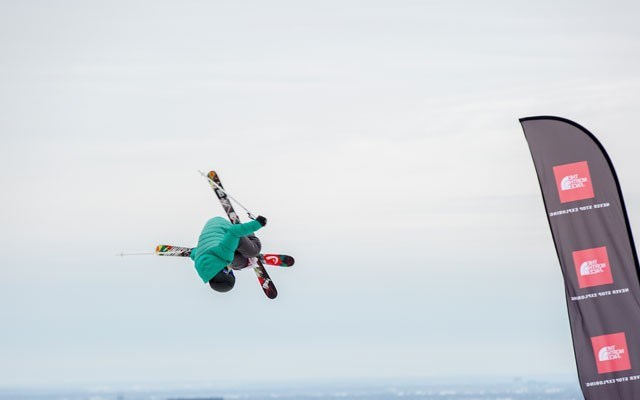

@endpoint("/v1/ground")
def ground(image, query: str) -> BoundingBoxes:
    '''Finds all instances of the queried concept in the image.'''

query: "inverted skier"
[190,215,267,292]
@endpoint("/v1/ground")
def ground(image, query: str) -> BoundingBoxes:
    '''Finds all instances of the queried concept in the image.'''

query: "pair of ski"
[158,171,286,299]
[205,170,281,298]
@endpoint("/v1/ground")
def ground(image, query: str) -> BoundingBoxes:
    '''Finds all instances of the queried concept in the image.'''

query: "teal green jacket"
[190,217,263,283]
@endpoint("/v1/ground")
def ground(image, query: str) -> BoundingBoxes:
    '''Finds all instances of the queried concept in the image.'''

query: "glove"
[256,215,267,227]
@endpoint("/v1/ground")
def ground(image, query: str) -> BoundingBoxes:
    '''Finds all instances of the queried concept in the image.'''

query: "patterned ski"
[206,170,278,299]
[259,254,295,267]
[155,244,193,257]
[155,245,294,267]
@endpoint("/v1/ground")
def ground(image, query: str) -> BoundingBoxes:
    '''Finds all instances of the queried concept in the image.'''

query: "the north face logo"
[592,333,632,374]
[573,247,613,288]
[599,346,625,361]
[580,260,607,276]
[553,161,595,203]
[561,175,588,190]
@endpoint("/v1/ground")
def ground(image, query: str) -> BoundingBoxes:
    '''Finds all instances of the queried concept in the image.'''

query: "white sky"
[1,0,640,387]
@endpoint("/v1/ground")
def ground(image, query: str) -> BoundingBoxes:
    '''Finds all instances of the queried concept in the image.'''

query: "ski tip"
[198,169,218,182]
[260,254,295,267]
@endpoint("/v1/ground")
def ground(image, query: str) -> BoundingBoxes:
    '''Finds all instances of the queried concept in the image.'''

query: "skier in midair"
[189,215,267,292]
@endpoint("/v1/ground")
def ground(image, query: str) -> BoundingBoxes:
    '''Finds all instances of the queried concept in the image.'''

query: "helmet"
[209,268,235,293]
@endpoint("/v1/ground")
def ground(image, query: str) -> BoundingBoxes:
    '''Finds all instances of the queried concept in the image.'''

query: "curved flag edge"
[520,115,640,278]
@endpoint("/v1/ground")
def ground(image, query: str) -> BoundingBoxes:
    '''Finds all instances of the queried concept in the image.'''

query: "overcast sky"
[2,0,640,388]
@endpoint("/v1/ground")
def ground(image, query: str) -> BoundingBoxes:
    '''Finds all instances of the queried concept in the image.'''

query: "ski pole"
[197,170,257,219]
[116,251,179,256]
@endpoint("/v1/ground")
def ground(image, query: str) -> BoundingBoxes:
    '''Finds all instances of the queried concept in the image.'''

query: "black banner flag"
[521,116,640,399]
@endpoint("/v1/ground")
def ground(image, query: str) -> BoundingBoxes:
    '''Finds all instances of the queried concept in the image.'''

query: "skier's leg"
[230,235,262,269]
[238,234,262,257]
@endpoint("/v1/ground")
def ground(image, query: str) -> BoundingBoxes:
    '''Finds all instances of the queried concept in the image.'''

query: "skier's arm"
[228,219,263,237]
[190,247,197,260]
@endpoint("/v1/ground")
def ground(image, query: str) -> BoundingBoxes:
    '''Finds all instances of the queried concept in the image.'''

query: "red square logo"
[553,161,595,203]
[573,246,613,288]
[591,332,632,374]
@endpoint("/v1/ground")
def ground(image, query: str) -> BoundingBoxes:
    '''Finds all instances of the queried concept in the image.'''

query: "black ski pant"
[231,234,261,270]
